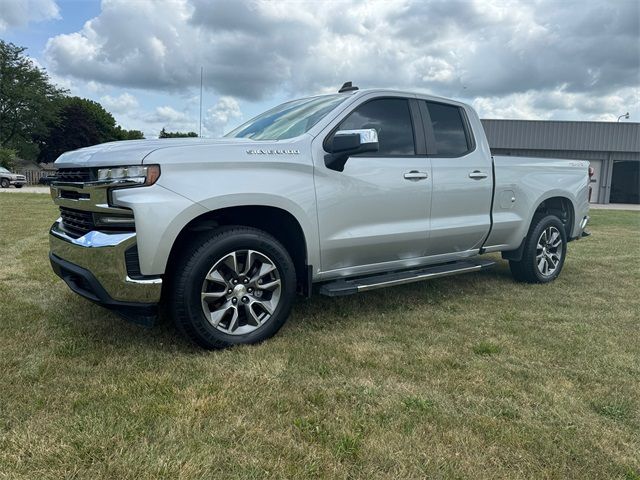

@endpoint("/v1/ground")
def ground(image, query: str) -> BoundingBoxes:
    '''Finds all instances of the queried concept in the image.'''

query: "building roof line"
[482,118,639,126]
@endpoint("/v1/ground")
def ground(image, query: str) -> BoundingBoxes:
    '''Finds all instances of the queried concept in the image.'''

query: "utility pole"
[199,66,204,137]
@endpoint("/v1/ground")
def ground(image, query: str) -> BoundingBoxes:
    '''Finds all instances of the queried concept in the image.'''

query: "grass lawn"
[0,193,639,479]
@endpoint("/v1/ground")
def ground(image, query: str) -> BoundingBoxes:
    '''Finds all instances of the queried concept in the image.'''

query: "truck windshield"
[0,167,10,173]
[225,94,347,140]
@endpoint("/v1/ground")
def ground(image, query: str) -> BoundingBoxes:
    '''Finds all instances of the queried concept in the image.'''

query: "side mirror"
[325,129,379,171]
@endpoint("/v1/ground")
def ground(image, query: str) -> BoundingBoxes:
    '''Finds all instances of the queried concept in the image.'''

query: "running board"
[319,259,496,297]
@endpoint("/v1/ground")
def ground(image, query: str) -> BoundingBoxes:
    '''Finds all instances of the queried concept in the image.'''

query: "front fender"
[112,184,208,275]
[115,150,320,275]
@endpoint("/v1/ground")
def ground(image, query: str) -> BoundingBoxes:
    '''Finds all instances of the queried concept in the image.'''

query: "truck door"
[420,100,493,255]
[313,96,432,274]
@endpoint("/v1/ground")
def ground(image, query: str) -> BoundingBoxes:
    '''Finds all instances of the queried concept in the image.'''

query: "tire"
[0,178,9,188]
[170,226,296,349]
[509,214,567,284]
[15,184,23,189]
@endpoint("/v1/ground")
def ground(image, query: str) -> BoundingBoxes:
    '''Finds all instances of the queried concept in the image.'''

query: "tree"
[37,97,143,163]
[0,148,17,170]
[1,41,145,163]
[159,128,198,138]
[0,41,66,159]
[115,126,144,140]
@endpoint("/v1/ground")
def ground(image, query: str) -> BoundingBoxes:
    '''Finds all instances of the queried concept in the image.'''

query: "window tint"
[336,98,415,155]
[426,102,470,156]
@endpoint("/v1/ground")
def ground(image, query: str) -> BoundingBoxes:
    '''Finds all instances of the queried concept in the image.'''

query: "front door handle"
[469,170,488,179]
[404,170,428,181]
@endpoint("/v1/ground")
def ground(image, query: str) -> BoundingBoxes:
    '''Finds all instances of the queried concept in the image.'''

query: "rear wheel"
[509,214,567,283]
[170,226,296,349]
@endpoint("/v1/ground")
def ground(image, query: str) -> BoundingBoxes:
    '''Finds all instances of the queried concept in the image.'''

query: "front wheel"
[509,214,567,283]
[170,226,296,349]
[15,184,23,189]
[0,179,9,188]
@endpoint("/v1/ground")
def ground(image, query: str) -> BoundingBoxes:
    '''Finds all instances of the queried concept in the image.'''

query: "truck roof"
[341,87,471,109]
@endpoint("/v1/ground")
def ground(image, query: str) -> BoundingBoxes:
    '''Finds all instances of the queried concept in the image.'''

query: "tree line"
[0,40,148,169]
[159,128,198,138]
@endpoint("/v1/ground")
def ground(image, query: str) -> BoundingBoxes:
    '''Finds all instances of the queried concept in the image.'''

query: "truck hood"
[54,138,257,168]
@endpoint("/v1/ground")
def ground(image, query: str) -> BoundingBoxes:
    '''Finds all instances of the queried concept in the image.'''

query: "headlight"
[97,165,161,186]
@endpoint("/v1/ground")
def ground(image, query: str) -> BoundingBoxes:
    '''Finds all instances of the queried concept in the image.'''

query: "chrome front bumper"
[49,220,162,304]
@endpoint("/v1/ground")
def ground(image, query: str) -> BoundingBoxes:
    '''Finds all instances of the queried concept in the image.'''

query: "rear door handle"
[404,170,428,181]
[469,170,488,179]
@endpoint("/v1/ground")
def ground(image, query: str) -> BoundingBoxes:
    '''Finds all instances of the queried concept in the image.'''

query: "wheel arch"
[532,195,575,239]
[165,205,311,295]
[502,194,575,262]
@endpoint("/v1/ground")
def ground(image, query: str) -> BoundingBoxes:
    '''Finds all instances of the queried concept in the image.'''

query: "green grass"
[472,341,502,356]
[0,193,639,479]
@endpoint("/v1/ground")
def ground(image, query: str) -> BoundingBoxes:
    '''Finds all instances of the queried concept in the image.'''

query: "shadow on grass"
[59,262,514,351]
[290,264,512,329]
[56,296,198,354]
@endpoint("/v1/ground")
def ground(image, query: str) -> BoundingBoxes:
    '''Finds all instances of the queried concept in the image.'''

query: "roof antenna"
[199,66,203,138]
[338,81,359,93]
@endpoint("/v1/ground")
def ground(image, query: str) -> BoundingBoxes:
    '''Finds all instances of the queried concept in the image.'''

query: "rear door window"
[426,102,472,156]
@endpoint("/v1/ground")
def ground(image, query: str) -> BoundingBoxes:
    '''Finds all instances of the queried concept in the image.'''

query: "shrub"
[0,148,17,170]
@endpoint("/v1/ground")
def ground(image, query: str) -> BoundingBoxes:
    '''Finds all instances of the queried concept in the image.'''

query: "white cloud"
[41,0,640,121]
[87,81,107,93]
[0,0,59,31]
[473,92,553,120]
[205,96,242,137]
[134,105,197,137]
[473,86,640,121]
[147,106,189,123]
[100,92,139,114]
[130,98,242,138]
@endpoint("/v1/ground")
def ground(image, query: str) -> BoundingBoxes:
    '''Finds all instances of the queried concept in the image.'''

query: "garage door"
[611,160,640,204]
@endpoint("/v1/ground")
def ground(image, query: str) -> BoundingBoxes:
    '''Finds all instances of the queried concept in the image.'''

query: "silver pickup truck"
[0,167,27,188]
[49,84,590,349]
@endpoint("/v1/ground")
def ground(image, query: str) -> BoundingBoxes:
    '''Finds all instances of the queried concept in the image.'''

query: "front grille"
[56,168,94,183]
[59,207,95,238]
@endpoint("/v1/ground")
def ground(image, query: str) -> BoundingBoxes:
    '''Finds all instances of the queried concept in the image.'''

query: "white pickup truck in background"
[49,83,591,349]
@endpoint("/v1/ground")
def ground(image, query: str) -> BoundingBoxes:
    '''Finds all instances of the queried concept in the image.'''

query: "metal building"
[481,119,640,204]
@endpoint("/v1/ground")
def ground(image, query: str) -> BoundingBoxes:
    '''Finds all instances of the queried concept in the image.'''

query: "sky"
[1,0,638,138]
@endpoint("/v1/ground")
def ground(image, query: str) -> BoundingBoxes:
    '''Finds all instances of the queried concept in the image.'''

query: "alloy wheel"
[536,226,563,276]
[200,250,282,335]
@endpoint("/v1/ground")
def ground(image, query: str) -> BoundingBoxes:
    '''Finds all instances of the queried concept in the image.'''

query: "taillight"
[588,166,595,201]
